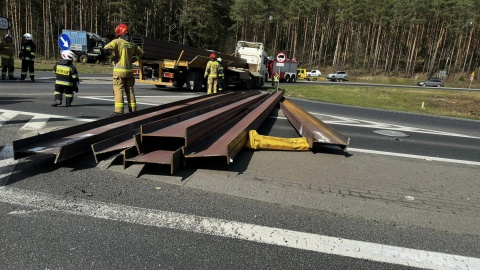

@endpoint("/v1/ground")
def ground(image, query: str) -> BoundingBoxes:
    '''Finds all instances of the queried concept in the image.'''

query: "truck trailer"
[132,37,269,91]
[62,29,108,64]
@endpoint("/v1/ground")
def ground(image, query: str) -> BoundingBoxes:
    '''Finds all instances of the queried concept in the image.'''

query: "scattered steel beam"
[126,93,268,173]
[13,92,241,163]
[280,98,350,150]
[91,91,260,163]
[184,91,284,164]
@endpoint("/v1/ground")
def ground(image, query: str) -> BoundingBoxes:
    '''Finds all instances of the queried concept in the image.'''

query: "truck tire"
[284,74,290,82]
[289,75,296,83]
[79,55,88,64]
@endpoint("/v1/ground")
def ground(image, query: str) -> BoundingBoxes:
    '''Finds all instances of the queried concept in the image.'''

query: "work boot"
[31,78,35,82]
[65,97,73,107]
[51,99,62,107]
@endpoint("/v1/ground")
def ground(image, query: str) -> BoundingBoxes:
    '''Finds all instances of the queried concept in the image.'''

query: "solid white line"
[348,148,480,166]
[0,146,17,186]
[0,187,478,269]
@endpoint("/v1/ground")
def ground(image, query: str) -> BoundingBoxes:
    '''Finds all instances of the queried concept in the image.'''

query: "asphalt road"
[1,74,480,269]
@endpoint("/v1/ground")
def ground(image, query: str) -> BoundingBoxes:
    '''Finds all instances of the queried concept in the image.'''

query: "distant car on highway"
[306,70,321,77]
[326,71,348,82]
[417,78,444,87]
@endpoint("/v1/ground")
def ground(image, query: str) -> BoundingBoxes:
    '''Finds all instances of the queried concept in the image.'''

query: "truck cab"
[235,41,268,88]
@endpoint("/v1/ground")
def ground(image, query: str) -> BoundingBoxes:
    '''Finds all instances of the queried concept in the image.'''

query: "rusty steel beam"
[184,91,284,164]
[280,98,350,150]
[12,92,241,163]
[91,91,260,163]
[125,93,269,173]
[140,92,267,149]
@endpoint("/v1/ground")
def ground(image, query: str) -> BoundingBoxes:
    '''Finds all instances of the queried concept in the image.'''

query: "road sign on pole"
[58,33,71,51]
[0,17,12,30]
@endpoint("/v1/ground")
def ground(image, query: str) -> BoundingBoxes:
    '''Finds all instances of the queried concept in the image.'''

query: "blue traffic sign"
[58,33,70,50]
[0,17,12,30]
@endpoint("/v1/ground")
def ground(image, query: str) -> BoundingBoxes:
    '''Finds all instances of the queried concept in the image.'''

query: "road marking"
[0,187,479,270]
[0,111,17,127]
[347,148,480,166]
[19,114,49,131]
[310,113,480,139]
[0,109,95,122]
[0,146,17,186]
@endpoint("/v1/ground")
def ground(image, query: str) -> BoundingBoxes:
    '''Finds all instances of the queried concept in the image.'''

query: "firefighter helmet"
[4,34,12,41]
[210,53,216,59]
[115,24,128,37]
[23,33,32,40]
[217,58,222,62]
[61,50,76,61]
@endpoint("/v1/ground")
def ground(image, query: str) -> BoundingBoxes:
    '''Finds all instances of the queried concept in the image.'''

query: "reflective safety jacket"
[218,63,224,77]
[0,41,14,66]
[104,38,144,78]
[204,60,220,78]
[53,59,79,87]
[20,41,36,61]
[273,74,280,82]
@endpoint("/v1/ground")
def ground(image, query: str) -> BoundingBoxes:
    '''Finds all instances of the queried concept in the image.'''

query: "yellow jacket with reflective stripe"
[104,38,144,78]
[54,60,79,87]
[204,60,220,78]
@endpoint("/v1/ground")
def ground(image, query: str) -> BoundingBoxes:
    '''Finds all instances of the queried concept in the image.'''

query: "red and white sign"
[276,52,286,63]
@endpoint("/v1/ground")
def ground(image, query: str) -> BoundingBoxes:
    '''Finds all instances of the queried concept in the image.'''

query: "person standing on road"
[104,23,144,116]
[217,57,225,91]
[19,33,36,82]
[52,50,80,107]
[273,72,280,91]
[0,34,16,80]
[204,53,220,94]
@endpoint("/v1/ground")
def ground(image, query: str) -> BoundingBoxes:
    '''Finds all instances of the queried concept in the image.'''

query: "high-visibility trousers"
[207,77,218,94]
[113,76,136,113]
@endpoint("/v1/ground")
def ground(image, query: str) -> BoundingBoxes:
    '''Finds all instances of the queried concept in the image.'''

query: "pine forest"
[2,0,480,78]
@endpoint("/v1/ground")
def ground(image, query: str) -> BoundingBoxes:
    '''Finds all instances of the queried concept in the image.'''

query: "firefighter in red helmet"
[204,53,220,94]
[104,24,144,116]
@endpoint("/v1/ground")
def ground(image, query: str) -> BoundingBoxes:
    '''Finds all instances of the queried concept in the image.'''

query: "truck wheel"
[79,55,88,64]
[284,75,290,82]
[289,75,296,83]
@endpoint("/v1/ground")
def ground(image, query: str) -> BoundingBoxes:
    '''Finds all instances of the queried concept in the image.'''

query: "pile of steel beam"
[132,36,249,69]
[12,91,350,174]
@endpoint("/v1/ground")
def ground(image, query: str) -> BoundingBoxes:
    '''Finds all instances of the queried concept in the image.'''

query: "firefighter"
[273,71,280,91]
[52,50,79,107]
[19,33,36,81]
[104,23,144,116]
[204,53,220,94]
[0,34,16,80]
[217,57,224,91]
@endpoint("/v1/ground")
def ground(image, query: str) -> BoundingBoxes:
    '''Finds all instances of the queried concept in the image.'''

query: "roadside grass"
[280,84,480,120]
[14,59,112,74]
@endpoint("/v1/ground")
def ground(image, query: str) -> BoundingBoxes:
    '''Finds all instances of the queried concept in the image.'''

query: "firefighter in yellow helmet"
[204,53,220,94]
[104,24,144,116]
[0,34,16,80]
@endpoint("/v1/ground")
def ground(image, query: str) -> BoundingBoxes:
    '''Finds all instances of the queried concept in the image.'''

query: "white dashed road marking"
[0,187,479,270]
